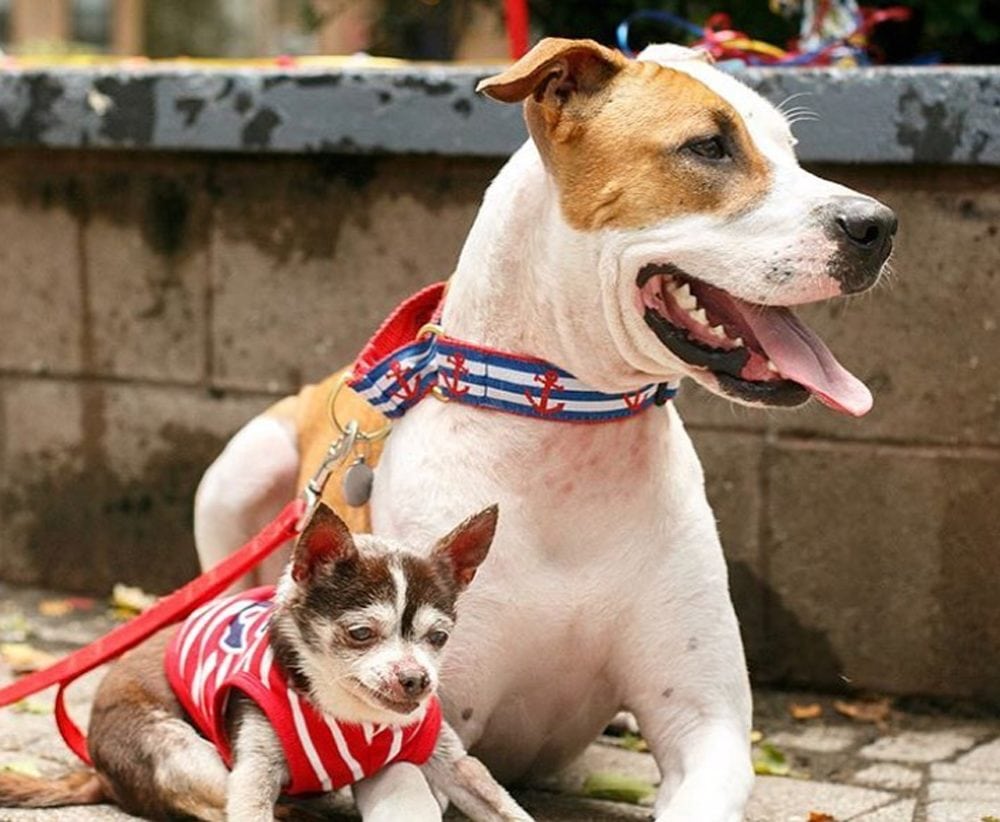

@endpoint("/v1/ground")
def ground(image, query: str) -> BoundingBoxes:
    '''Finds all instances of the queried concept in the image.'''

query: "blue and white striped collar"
[347,283,677,424]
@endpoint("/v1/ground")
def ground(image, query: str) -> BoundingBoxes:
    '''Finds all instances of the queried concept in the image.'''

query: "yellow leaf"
[833,697,892,724]
[8,698,51,715]
[38,599,73,617]
[110,584,157,616]
[0,643,57,673]
[0,760,41,777]
[790,702,823,720]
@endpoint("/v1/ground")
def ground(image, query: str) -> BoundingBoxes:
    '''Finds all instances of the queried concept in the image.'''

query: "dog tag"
[342,457,374,507]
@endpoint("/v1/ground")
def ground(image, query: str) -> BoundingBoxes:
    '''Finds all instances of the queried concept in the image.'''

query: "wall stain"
[174,97,206,128]
[0,75,65,143]
[93,76,156,145]
[391,76,456,96]
[896,89,964,163]
[1,424,222,594]
[241,107,282,150]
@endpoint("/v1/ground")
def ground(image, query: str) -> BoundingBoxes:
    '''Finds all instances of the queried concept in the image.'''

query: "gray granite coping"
[0,64,996,164]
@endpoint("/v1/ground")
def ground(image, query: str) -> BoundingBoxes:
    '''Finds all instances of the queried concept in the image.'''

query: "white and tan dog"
[195,39,896,820]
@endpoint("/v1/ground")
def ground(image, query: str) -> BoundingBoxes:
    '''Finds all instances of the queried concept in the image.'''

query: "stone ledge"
[0,64,995,164]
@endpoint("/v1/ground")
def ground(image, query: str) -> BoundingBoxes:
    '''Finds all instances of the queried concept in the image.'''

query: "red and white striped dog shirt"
[165,586,442,795]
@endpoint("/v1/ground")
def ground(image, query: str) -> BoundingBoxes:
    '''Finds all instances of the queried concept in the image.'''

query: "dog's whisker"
[776,91,815,114]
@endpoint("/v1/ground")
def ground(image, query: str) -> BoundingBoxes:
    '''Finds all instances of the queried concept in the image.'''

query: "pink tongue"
[734,304,873,417]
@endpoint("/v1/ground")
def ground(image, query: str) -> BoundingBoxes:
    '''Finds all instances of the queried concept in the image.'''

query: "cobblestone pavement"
[1,583,998,822]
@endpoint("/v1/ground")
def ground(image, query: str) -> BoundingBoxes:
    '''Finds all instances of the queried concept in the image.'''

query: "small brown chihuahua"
[0,503,530,821]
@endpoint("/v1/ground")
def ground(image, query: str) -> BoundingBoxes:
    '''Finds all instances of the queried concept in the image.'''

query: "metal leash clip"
[296,420,359,531]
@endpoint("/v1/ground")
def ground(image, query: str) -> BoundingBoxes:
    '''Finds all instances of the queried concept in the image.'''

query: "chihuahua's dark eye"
[427,630,449,649]
[347,626,375,644]
[684,136,729,161]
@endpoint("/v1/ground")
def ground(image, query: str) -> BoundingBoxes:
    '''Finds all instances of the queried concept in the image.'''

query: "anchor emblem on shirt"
[389,361,421,400]
[623,390,645,412]
[439,354,470,397]
[526,369,566,416]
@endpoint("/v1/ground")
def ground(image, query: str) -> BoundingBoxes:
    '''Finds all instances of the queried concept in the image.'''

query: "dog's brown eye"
[684,136,729,161]
[427,630,449,649]
[347,626,375,644]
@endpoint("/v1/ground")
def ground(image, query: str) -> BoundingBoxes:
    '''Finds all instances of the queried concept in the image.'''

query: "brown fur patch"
[399,553,460,638]
[266,369,389,535]
[526,59,771,231]
[0,771,103,808]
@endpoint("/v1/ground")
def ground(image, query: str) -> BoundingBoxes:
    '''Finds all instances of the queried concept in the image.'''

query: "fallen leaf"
[790,702,823,721]
[620,732,649,753]
[0,642,57,673]
[753,742,791,777]
[833,697,892,724]
[750,729,764,744]
[582,772,656,805]
[808,813,836,822]
[981,817,1000,822]
[8,698,52,715]
[0,612,30,642]
[0,760,41,777]
[110,584,157,617]
[38,599,73,617]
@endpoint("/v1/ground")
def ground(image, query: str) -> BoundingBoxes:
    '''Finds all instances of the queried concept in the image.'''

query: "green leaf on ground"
[582,772,656,805]
[753,742,791,776]
[0,760,41,777]
[8,698,52,715]
[619,732,649,752]
[0,612,30,642]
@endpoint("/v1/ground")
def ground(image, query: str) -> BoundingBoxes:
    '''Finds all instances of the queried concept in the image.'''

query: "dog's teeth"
[675,284,697,310]
[732,337,744,348]
[767,360,780,373]
[691,308,709,326]
[709,324,726,339]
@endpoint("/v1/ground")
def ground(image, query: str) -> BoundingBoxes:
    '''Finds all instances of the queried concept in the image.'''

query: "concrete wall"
[1,149,997,701]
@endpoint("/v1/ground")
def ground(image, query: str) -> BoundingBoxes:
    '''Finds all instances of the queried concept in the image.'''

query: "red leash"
[0,498,305,765]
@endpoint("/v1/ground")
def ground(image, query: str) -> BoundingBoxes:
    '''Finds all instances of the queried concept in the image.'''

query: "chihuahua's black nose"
[397,669,430,698]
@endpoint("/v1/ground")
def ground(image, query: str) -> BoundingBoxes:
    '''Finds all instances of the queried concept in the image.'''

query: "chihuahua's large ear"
[476,38,627,109]
[433,505,499,589]
[292,502,357,582]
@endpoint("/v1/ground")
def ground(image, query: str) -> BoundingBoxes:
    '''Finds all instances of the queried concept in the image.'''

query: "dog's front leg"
[226,699,289,822]
[630,674,753,821]
[351,762,441,822]
[352,762,442,822]
[618,572,754,820]
[422,722,533,821]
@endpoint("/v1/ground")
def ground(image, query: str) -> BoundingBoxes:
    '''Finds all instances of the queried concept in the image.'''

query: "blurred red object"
[505,0,530,58]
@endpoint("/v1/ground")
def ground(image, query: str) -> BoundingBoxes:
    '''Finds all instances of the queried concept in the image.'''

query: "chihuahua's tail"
[0,769,105,808]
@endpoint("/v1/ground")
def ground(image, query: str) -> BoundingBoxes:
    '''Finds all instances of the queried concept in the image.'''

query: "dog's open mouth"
[637,263,872,416]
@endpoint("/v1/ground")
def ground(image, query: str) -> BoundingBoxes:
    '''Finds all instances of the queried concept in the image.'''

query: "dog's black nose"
[824,197,897,294]
[834,199,897,257]
[397,669,430,697]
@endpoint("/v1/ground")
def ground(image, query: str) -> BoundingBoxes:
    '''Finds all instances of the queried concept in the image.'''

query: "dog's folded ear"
[433,504,499,589]
[476,38,627,108]
[292,502,357,582]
